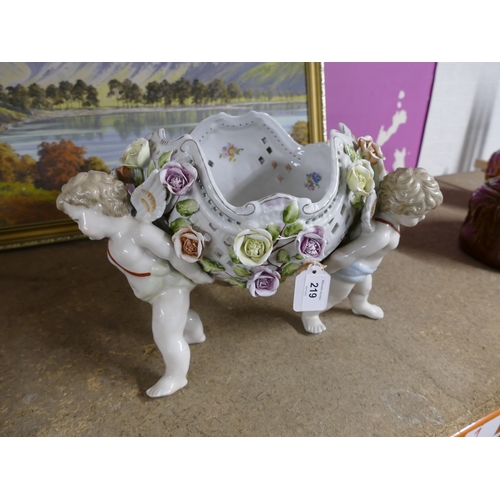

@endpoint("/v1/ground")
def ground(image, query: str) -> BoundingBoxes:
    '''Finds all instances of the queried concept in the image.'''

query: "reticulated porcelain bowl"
[143,111,362,284]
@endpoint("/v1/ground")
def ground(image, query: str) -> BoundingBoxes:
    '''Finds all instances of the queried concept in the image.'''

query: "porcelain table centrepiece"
[57,111,443,397]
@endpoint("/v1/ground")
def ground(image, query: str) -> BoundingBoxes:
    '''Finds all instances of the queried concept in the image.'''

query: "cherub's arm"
[138,223,214,285]
[322,222,393,273]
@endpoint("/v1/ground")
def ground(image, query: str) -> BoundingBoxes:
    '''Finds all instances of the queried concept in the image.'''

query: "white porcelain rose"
[121,138,151,170]
[347,159,375,197]
[172,226,205,263]
[233,228,274,267]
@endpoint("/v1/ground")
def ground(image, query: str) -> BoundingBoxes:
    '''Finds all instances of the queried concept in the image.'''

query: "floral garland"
[169,193,329,298]
[113,132,386,298]
[345,135,386,206]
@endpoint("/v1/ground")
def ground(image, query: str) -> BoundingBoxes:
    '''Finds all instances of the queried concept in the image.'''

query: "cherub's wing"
[130,170,167,222]
[338,123,356,142]
[360,190,377,234]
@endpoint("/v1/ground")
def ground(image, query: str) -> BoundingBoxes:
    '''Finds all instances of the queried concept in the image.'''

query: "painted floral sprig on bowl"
[220,143,244,162]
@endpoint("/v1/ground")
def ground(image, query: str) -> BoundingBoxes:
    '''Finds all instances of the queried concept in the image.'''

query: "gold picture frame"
[0,62,325,251]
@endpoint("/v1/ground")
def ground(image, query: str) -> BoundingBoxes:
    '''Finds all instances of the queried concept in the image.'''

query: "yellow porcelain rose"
[121,138,151,170]
[347,159,375,197]
[233,228,274,267]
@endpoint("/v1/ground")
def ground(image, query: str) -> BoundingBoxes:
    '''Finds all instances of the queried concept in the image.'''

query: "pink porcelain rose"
[159,161,198,195]
[357,136,385,165]
[247,266,280,297]
[296,226,327,261]
[172,227,205,263]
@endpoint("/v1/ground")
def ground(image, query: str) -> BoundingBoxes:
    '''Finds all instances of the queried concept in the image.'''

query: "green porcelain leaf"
[233,266,251,277]
[228,246,241,264]
[266,222,280,241]
[283,201,300,224]
[276,249,290,264]
[199,258,226,273]
[344,143,357,162]
[283,222,303,237]
[176,199,199,217]
[225,277,247,289]
[169,218,191,233]
[158,150,173,168]
[281,262,301,277]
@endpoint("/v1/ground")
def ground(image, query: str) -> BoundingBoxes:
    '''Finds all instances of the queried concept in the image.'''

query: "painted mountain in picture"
[0,62,308,229]
[0,62,307,96]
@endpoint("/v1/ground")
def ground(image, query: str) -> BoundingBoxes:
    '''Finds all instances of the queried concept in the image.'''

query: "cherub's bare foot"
[302,312,327,334]
[352,303,384,319]
[146,375,187,398]
[184,329,206,344]
[184,310,206,344]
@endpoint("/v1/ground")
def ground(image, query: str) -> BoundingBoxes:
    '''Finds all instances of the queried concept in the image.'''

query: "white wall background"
[418,62,500,177]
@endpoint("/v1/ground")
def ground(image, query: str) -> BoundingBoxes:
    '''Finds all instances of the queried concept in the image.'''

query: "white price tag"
[293,265,331,312]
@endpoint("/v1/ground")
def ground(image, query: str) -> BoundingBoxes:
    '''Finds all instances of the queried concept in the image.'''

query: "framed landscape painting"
[0,62,324,250]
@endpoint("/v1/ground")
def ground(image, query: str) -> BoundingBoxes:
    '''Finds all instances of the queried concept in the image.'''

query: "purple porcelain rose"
[296,226,327,260]
[247,267,280,297]
[159,161,197,195]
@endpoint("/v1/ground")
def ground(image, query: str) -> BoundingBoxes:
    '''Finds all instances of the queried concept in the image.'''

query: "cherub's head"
[377,167,443,224]
[57,171,130,240]
[56,171,130,217]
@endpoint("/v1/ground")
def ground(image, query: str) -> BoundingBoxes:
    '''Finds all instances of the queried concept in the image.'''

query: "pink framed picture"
[324,62,436,171]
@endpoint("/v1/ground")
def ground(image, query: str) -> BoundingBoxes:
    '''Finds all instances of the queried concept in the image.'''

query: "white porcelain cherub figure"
[57,170,213,397]
[302,167,443,334]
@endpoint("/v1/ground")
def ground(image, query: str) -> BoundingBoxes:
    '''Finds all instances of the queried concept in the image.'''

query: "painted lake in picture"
[1,102,307,169]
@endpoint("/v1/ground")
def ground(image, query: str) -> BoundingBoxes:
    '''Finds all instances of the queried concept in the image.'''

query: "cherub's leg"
[348,275,384,319]
[301,278,354,334]
[146,287,191,398]
[183,309,206,344]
